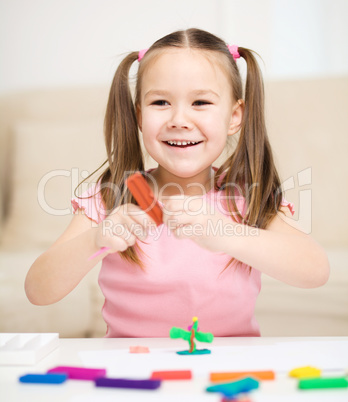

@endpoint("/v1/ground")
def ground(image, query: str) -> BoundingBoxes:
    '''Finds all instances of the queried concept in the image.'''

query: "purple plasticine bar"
[47,366,106,380]
[95,377,161,390]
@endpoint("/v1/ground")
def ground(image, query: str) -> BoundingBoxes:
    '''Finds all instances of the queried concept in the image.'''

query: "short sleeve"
[280,199,295,216]
[71,184,107,224]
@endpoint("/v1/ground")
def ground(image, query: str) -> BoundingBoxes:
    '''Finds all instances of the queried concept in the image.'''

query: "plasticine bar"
[222,398,252,402]
[289,366,321,378]
[151,370,192,380]
[206,377,259,398]
[95,377,161,390]
[129,345,150,353]
[299,377,348,390]
[210,370,275,382]
[47,366,106,381]
[88,172,163,260]
[125,172,163,226]
[19,373,67,384]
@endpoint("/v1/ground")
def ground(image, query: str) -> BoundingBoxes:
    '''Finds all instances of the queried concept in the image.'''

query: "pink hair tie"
[227,44,240,61]
[138,48,148,62]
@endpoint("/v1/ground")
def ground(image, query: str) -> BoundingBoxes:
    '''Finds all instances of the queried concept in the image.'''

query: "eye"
[151,100,169,106]
[193,100,212,106]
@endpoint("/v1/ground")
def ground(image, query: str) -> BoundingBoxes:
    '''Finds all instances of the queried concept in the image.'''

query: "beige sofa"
[0,78,347,338]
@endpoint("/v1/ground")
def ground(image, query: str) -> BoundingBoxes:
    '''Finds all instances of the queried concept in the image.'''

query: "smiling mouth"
[164,140,203,148]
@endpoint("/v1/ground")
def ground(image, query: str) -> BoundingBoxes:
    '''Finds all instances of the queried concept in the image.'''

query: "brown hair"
[82,28,282,267]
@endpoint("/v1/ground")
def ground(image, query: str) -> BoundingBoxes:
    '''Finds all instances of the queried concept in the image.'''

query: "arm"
[162,200,330,289]
[25,212,102,306]
[216,208,330,288]
[25,205,152,305]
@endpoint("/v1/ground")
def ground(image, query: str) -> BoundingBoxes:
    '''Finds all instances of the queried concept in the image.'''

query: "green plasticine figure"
[169,317,214,355]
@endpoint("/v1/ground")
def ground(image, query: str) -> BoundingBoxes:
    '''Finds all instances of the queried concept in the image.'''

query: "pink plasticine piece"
[88,246,110,261]
[129,346,150,353]
[47,366,106,381]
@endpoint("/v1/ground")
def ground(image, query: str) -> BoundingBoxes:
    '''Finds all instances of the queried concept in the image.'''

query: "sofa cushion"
[0,251,104,337]
[1,120,106,250]
[255,249,348,336]
[265,78,348,247]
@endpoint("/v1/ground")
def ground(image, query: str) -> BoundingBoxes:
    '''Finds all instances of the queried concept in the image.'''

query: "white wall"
[0,0,347,94]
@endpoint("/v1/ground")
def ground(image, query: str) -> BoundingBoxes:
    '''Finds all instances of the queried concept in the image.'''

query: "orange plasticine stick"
[88,172,163,260]
[126,173,163,226]
[210,370,275,382]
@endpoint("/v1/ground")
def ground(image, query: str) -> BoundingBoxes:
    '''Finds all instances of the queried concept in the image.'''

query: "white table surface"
[1,336,348,402]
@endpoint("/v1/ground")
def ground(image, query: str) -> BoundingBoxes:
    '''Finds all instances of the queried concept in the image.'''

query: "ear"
[136,104,142,131]
[227,99,244,136]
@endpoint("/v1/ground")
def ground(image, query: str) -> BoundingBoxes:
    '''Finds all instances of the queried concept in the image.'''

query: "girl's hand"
[162,195,236,252]
[162,195,330,289]
[95,203,155,254]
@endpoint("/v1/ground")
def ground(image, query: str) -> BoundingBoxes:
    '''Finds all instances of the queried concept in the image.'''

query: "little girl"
[25,28,330,337]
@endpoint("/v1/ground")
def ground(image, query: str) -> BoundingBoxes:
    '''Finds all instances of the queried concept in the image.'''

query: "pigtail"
[102,52,144,206]
[99,52,145,266]
[220,48,282,230]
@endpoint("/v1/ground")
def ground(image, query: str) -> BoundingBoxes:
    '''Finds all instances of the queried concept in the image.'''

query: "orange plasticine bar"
[126,173,163,226]
[88,172,163,261]
[210,370,275,382]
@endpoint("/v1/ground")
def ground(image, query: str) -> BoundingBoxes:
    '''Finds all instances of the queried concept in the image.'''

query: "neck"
[150,166,214,199]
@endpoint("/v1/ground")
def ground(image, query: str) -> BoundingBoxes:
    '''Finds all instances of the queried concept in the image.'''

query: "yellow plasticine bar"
[289,366,321,379]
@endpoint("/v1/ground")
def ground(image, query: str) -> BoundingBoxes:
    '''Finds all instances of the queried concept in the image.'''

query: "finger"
[111,203,157,229]
[163,209,195,228]
[124,224,148,242]
[105,212,150,242]
[120,217,152,241]
[161,196,186,216]
[174,224,195,240]
[111,223,137,246]
[104,235,129,253]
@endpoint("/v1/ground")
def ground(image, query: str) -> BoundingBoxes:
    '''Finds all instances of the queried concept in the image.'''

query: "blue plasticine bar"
[95,377,161,390]
[19,373,67,384]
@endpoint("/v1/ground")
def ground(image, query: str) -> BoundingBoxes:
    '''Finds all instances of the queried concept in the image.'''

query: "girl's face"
[137,48,242,182]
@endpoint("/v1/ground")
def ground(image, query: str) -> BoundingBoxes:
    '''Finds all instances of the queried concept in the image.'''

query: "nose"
[167,107,193,130]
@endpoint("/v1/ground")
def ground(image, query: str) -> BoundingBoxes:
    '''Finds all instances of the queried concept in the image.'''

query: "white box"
[0,333,59,365]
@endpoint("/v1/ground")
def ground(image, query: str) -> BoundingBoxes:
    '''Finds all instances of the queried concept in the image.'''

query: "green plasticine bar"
[299,377,348,390]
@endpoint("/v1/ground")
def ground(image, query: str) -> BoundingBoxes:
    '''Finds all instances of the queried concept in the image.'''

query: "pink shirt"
[72,183,294,338]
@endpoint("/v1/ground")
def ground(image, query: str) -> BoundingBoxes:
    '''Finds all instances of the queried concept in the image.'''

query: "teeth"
[167,140,198,146]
